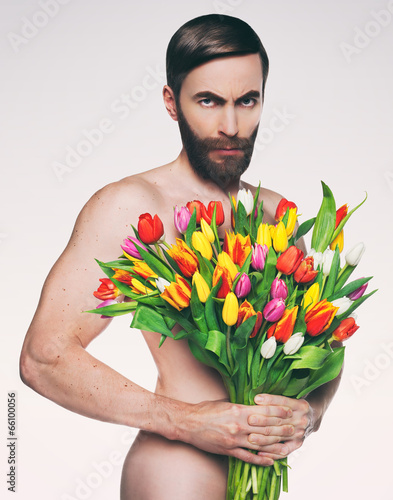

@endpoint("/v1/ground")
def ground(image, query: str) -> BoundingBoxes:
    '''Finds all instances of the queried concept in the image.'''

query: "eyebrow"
[192,90,261,104]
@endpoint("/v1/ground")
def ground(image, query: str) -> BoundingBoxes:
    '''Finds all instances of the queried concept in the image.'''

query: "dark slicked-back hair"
[166,14,269,104]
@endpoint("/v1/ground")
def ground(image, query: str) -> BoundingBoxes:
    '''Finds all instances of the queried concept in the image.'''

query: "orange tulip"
[212,265,233,298]
[112,268,133,285]
[236,300,263,338]
[168,238,199,278]
[267,306,298,343]
[294,257,318,283]
[160,274,191,311]
[132,260,158,279]
[332,317,359,342]
[130,278,155,295]
[223,231,252,267]
[305,299,339,336]
[93,278,120,300]
[276,246,304,275]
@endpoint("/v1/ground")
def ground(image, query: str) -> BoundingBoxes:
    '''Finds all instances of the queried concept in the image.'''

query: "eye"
[199,98,215,108]
[240,97,256,107]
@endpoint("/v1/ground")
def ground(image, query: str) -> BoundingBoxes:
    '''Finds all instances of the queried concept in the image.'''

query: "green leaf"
[205,280,222,331]
[328,277,372,302]
[130,304,174,337]
[185,208,197,248]
[296,347,345,398]
[190,286,209,333]
[333,264,355,292]
[336,289,377,321]
[85,301,137,317]
[188,339,229,378]
[311,182,336,252]
[282,371,310,397]
[288,346,330,370]
[294,217,316,242]
[205,330,231,373]
[132,243,174,283]
[232,315,257,350]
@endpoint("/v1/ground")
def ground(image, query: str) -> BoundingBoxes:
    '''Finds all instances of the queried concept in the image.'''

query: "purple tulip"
[263,298,286,322]
[270,278,288,300]
[174,205,192,234]
[251,244,268,271]
[348,282,368,300]
[121,236,147,259]
[235,273,252,299]
[96,299,117,319]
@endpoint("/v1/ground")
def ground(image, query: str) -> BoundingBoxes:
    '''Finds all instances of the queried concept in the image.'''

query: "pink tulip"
[235,273,252,299]
[348,282,368,300]
[174,205,192,234]
[121,236,147,259]
[263,298,286,322]
[270,278,288,300]
[251,244,268,271]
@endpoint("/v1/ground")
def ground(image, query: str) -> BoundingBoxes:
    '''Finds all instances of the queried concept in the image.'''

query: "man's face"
[176,53,263,186]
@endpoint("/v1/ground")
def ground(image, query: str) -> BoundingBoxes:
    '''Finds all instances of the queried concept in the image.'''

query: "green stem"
[154,242,165,259]
[337,262,348,281]
[269,473,277,500]
[226,325,235,373]
[282,458,288,493]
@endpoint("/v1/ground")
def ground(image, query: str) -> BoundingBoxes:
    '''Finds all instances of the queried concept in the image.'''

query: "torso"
[115,158,281,499]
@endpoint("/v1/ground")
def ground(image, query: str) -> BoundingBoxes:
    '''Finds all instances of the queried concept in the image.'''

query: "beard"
[177,104,259,187]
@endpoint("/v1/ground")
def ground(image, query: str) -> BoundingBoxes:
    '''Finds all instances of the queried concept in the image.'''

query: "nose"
[218,105,239,138]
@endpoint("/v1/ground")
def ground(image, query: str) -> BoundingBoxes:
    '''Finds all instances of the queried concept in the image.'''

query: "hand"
[251,394,314,461]
[178,398,297,466]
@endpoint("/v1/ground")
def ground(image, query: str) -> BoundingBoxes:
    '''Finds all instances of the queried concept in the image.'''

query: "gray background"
[1,0,392,498]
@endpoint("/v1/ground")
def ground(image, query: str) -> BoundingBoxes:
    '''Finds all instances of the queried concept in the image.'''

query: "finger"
[257,439,303,459]
[247,425,294,449]
[254,393,305,410]
[230,447,274,467]
[247,408,292,427]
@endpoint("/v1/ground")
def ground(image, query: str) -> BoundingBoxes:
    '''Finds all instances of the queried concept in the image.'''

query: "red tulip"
[186,200,204,224]
[332,317,359,341]
[137,213,164,244]
[305,299,339,336]
[294,256,318,283]
[267,306,298,343]
[275,198,297,221]
[276,246,304,275]
[93,278,120,300]
[335,204,348,228]
[201,201,225,226]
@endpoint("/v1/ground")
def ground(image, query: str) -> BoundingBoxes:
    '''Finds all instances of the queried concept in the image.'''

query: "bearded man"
[20,14,341,500]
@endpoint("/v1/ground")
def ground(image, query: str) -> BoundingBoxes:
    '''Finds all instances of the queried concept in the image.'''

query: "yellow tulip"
[330,230,344,253]
[200,218,215,243]
[222,292,239,326]
[303,282,320,310]
[273,221,288,253]
[285,207,297,238]
[192,231,213,260]
[256,223,272,247]
[192,272,210,303]
[217,251,238,280]
[161,274,192,311]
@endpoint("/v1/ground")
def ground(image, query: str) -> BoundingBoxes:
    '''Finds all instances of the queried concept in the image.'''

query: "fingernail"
[255,395,264,403]
[281,446,288,455]
[249,416,257,425]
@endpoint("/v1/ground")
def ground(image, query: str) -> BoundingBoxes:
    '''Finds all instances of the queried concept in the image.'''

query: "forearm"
[20,342,187,440]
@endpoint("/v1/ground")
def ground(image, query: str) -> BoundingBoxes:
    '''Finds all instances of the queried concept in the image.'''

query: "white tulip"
[345,242,365,267]
[322,249,335,276]
[331,296,352,315]
[237,188,254,216]
[283,332,305,355]
[155,277,170,293]
[261,336,277,359]
[308,248,323,270]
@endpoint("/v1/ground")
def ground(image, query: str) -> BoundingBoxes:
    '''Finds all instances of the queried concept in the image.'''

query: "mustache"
[199,126,259,151]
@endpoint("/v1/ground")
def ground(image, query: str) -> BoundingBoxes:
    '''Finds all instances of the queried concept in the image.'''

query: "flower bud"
[273,221,288,253]
[251,244,268,271]
[283,332,304,355]
[200,218,215,243]
[348,282,368,300]
[270,278,288,300]
[192,231,213,260]
[331,297,352,316]
[222,292,239,326]
[322,249,335,276]
[237,188,254,215]
[256,223,272,247]
[192,272,210,303]
[174,205,191,234]
[261,336,277,359]
[235,273,252,299]
[263,298,286,322]
[345,242,365,267]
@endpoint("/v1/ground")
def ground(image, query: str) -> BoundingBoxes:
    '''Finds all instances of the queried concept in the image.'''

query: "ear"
[162,85,179,121]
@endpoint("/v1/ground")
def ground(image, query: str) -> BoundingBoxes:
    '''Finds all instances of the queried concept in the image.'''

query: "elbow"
[19,338,60,392]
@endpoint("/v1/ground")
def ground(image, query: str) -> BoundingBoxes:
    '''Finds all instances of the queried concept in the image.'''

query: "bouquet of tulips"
[88,182,375,500]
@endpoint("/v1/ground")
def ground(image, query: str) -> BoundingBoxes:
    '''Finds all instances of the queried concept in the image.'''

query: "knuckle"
[228,422,241,436]
[300,415,309,429]
[230,404,242,417]
[299,399,309,413]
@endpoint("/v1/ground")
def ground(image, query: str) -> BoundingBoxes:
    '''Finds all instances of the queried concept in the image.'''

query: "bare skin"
[20,54,341,499]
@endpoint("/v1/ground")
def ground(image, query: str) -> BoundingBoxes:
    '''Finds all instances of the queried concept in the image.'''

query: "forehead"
[180,53,263,98]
